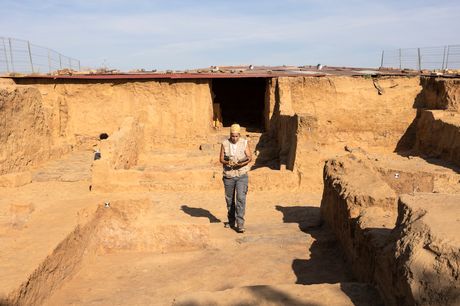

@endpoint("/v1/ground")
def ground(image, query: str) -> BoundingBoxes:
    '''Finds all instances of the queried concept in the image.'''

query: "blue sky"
[1,0,459,70]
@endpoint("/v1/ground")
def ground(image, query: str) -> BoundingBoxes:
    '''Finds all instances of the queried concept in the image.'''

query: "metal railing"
[380,45,460,71]
[0,37,80,74]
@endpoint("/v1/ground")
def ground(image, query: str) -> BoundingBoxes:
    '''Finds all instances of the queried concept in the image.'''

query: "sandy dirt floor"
[1,157,365,305]
[3,145,459,305]
[43,191,356,305]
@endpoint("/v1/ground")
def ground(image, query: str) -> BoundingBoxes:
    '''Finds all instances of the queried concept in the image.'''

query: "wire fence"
[380,45,460,71]
[0,37,80,74]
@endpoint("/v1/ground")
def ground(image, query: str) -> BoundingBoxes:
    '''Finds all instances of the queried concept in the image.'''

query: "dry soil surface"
[0,148,386,305]
[43,190,360,305]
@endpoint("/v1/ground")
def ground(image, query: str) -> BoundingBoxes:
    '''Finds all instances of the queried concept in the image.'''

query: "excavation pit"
[1,73,460,305]
[321,152,460,305]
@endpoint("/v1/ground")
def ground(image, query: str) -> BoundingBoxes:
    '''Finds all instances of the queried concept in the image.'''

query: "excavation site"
[1,68,460,306]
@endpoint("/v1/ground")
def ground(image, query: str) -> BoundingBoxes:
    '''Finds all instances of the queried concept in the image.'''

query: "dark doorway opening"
[212,78,266,131]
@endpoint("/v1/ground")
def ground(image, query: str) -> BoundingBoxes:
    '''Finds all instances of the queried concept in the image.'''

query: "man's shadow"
[180,205,221,223]
[275,205,353,285]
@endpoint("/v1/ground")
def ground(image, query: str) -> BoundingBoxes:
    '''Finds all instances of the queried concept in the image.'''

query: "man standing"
[219,123,252,233]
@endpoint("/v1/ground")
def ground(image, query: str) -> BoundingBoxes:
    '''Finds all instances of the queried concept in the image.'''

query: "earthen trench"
[1,75,459,305]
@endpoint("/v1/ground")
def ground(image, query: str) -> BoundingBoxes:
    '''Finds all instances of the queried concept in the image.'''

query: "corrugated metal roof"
[6,72,279,80]
[1,66,438,80]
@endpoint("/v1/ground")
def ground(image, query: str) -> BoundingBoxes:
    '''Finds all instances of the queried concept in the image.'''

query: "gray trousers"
[223,174,248,227]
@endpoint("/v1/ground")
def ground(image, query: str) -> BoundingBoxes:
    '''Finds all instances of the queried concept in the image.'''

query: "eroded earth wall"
[320,155,460,306]
[13,79,214,149]
[280,76,421,150]
[391,194,460,306]
[268,76,421,191]
[410,77,460,168]
[2,75,444,192]
[415,110,460,167]
[320,156,398,282]
[416,110,460,166]
[0,79,60,177]
[418,77,460,111]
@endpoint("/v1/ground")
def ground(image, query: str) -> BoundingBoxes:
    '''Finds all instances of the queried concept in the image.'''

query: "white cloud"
[1,0,459,70]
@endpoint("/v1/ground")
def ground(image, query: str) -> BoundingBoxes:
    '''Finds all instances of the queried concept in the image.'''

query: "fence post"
[8,38,14,72]
[27,40,34,73]
[47,50,52,73]
[68,57,71,70]
[445,45,450,70]
[59,54,62,69]
[2,37,10,72]
[417,48,421,71]
[441,46,447,70]
[380,50,384,68]
[78,60,81,71]
[398,48,402,69]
